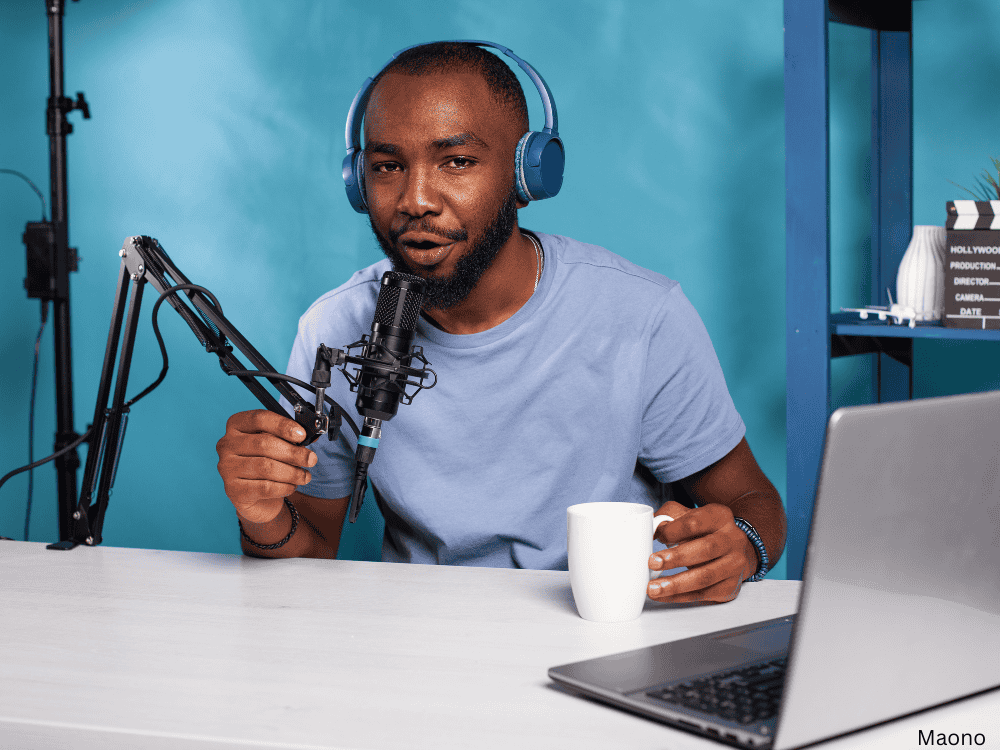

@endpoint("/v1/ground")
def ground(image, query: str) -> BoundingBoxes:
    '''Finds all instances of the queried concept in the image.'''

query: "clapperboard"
[945,201,1000,329]
[946,200,1000,229]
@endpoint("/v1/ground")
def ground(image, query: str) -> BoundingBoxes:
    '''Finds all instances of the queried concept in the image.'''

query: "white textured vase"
[896,225,946,321]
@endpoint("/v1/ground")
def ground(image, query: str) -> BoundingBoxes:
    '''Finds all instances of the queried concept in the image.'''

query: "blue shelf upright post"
[871,26,913,402]
[785,2,914,579]
[784,0,830,581]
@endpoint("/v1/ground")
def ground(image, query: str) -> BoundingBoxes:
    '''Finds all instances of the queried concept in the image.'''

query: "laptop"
[549,390,1000,748]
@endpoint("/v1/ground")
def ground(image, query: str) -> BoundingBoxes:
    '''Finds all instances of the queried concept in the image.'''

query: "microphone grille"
[374,284,401,327]
[374,271,425,331]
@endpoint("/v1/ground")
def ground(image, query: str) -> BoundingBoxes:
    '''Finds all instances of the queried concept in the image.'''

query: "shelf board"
[830,312,1000,342]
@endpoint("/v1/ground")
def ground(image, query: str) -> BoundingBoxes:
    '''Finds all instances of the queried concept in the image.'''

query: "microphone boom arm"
[66,235,360,548]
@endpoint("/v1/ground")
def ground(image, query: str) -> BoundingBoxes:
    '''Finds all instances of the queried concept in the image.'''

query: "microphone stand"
[53,235,362,549]
[37,0,91,541]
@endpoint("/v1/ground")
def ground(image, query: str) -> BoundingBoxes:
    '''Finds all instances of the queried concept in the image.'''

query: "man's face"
[362,70,525,310]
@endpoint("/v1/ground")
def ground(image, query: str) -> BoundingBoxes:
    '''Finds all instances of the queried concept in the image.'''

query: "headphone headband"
[343,40,564,212]
[344,40,559,155]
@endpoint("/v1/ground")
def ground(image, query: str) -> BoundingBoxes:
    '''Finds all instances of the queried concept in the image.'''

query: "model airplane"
[840,291,919,328]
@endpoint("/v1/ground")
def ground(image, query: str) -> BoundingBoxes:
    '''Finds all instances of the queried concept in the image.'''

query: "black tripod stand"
[21,0,91,541]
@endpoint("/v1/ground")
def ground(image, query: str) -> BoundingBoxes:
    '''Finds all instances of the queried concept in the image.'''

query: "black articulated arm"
[127,235,359,442]
[62,235,362,549]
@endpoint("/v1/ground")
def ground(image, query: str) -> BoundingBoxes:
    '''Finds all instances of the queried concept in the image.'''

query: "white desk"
[1,542,996,749]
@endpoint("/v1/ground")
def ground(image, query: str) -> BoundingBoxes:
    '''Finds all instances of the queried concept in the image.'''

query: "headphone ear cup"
[514,131,565,202]
[342,149,369,213]
[514,132,534,203]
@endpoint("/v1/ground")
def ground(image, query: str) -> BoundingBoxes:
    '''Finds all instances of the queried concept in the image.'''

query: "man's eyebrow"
[432,132,489,150]
[366,141,400,156]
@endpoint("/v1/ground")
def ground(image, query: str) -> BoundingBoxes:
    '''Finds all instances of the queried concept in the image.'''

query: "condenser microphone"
[348,270,427,522]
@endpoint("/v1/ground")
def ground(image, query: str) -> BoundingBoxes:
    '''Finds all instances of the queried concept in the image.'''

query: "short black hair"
[370,42,529,132]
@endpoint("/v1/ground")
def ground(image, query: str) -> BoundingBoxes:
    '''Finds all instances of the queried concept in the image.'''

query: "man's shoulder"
[303,259,390,316]
[536,232,680,297]
[294,259,391,342]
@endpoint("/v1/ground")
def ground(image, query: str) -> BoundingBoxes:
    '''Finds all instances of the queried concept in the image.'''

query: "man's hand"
[216,409,317,524]
[646,500,759,604]
[641,438,787,605]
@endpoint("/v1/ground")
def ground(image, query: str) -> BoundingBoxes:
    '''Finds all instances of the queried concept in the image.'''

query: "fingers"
[228,454,314,488]
[218,410,316,467]
[649,570,743,604]
[221,429,317,471]
[226,409,308,444]
[647,550,746,604]
[654,502,734,547]
[649,521,743,572]
[216,410,319,519]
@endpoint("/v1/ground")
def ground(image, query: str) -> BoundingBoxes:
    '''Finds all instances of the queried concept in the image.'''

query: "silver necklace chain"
[522,231,544,293]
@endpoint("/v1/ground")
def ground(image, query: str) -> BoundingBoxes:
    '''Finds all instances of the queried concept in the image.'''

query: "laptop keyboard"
[647,656,786,725]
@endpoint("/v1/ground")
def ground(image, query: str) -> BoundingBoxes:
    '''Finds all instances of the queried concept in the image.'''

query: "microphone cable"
[24,302,49,540]
[0,280,361,537]
[0,429,92,506]
[0,168,47,220]
[2,168,48,540]
[149,283,359,438]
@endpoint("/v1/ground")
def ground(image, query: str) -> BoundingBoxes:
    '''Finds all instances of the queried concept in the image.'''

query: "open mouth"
[397,233,461,267]
[405,239,443,251]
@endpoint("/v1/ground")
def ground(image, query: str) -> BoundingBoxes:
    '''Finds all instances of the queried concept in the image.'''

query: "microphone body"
[349,271,426,521]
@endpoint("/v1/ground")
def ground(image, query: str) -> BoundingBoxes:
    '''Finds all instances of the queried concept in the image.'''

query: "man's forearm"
[237,500,338,560]
[679,438,788,575]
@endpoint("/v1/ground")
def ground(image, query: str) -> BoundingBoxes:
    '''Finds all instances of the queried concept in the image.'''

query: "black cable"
[0,428,91,497]
[125,283,224,407]
[0,168,47,220]
[24,302,49,541]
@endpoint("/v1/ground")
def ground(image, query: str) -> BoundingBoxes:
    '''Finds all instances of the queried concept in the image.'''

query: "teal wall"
[3,2,999,580]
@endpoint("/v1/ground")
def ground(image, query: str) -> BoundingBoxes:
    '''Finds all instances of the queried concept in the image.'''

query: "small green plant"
[950,156,1000,201]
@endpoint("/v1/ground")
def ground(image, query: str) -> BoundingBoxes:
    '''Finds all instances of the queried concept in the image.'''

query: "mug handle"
[650,514,676,582]
[649,516,677,581]
[653,514,677,550]
[653,514,674,540]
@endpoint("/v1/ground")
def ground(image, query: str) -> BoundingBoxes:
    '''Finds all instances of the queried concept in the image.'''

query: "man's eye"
[371,162,400,173]
[447,157,474,169]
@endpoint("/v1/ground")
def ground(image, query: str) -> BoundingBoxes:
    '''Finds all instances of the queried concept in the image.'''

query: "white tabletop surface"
[1,541,997,750]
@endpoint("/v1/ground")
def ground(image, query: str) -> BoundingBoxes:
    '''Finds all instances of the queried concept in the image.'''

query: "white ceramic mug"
[567,502,674,623]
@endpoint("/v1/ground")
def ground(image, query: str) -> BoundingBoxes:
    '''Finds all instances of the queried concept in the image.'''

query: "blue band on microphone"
[358,435,380,448]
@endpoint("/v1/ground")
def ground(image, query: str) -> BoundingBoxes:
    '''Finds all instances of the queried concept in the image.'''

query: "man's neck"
[421,224,539,335]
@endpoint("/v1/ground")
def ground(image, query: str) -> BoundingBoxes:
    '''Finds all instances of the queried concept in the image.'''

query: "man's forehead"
[364,70,514,140]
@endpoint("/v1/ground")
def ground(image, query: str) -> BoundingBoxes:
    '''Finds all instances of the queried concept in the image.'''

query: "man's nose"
[397,166,440,218]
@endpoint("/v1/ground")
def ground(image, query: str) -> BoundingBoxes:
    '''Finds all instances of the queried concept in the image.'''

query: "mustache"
[389,219,468,244]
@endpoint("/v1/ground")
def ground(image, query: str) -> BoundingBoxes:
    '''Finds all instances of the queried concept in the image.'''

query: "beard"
[369,186,519,311]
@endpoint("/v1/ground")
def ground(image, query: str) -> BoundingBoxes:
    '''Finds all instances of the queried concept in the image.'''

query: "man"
[216,42,786,604]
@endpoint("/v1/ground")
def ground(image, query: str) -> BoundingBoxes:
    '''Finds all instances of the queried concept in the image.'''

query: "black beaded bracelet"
[239,497,299,551]
[734,517,770,582]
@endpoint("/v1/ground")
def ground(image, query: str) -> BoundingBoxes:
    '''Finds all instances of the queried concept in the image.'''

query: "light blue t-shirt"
[280,232,744,569]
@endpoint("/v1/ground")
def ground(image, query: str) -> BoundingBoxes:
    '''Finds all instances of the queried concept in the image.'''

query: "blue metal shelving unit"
[785,1,929,579]
[786,1,1000,578]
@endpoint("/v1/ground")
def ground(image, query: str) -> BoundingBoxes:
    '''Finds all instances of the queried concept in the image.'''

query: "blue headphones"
[342,40,564,213]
